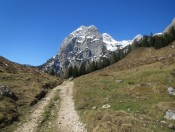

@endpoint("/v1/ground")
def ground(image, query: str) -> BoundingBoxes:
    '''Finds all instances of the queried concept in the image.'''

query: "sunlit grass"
[74,62,175,131]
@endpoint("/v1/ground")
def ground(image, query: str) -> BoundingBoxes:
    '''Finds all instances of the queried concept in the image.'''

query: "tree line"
[134,26,175,49]
[64,45,132,78]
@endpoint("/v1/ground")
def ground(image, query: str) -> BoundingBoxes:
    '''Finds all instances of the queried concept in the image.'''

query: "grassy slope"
[0,56,62,131]
[74,41,175,132]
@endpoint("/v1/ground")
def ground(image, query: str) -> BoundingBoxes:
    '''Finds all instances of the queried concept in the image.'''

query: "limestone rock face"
[58,25,106,69]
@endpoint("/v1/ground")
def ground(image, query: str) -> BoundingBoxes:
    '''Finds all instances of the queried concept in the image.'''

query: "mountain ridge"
[40,17,175,76]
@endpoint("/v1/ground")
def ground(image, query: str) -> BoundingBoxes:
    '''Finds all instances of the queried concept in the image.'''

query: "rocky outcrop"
[116,80,123,83]
[0,85,17,100]
[0,86,18,128]
[164,110,175,120]
[167,87,175,96]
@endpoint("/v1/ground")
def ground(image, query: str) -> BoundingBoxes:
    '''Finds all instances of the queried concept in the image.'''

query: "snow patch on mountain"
[102,33,132,51]
[153,33,162,36]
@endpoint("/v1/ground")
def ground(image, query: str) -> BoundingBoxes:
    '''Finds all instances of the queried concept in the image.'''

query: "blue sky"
[0,0,175,66]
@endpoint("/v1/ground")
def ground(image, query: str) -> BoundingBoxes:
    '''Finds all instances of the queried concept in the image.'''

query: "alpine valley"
[1,17,175,132]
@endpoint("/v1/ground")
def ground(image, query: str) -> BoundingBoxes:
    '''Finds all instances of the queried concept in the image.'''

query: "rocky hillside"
[73,40,175,131]
[40,25,141,75]
[0,56,62,130]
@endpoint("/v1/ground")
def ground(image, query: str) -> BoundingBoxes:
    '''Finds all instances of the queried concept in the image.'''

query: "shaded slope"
[0,56,62,130]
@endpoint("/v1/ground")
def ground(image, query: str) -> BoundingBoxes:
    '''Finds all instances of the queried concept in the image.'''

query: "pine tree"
[68,66,73,77]
[97,59,103,70]
[155,36,164,49]
[110,52,117,65]
[132,39,140,48]
[86,63,90,74]
[163,33,170,46]
[117,49,124,60]
[48,68,55,76]
[79,63,86,76]
[64,68,69,79]
[89,61,97,72]
[103,57,110,67]
[142,35,149,47]
[126,45,132,55]
[72,66,79,77]
[99,57,110,68]
[168,26,175,42]
[63,66,73,78]
[149,33,155,47]
[133,27,175,49]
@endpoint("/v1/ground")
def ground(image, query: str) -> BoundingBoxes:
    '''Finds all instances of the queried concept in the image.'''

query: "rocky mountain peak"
[41,25,133,75]
[87,25,98,31]
[70,25,99,37]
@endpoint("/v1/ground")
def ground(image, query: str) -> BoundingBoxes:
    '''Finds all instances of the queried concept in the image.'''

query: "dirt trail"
[15,81,86,132]
[57,81,86,132]
[15,83,61,132]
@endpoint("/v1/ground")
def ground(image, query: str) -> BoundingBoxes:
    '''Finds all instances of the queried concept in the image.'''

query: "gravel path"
[57,81,87,132]
[15,81,86,132]
[15,83,62,132]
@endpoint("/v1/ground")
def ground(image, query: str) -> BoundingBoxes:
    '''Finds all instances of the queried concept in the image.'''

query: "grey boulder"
[167,87,175,96]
